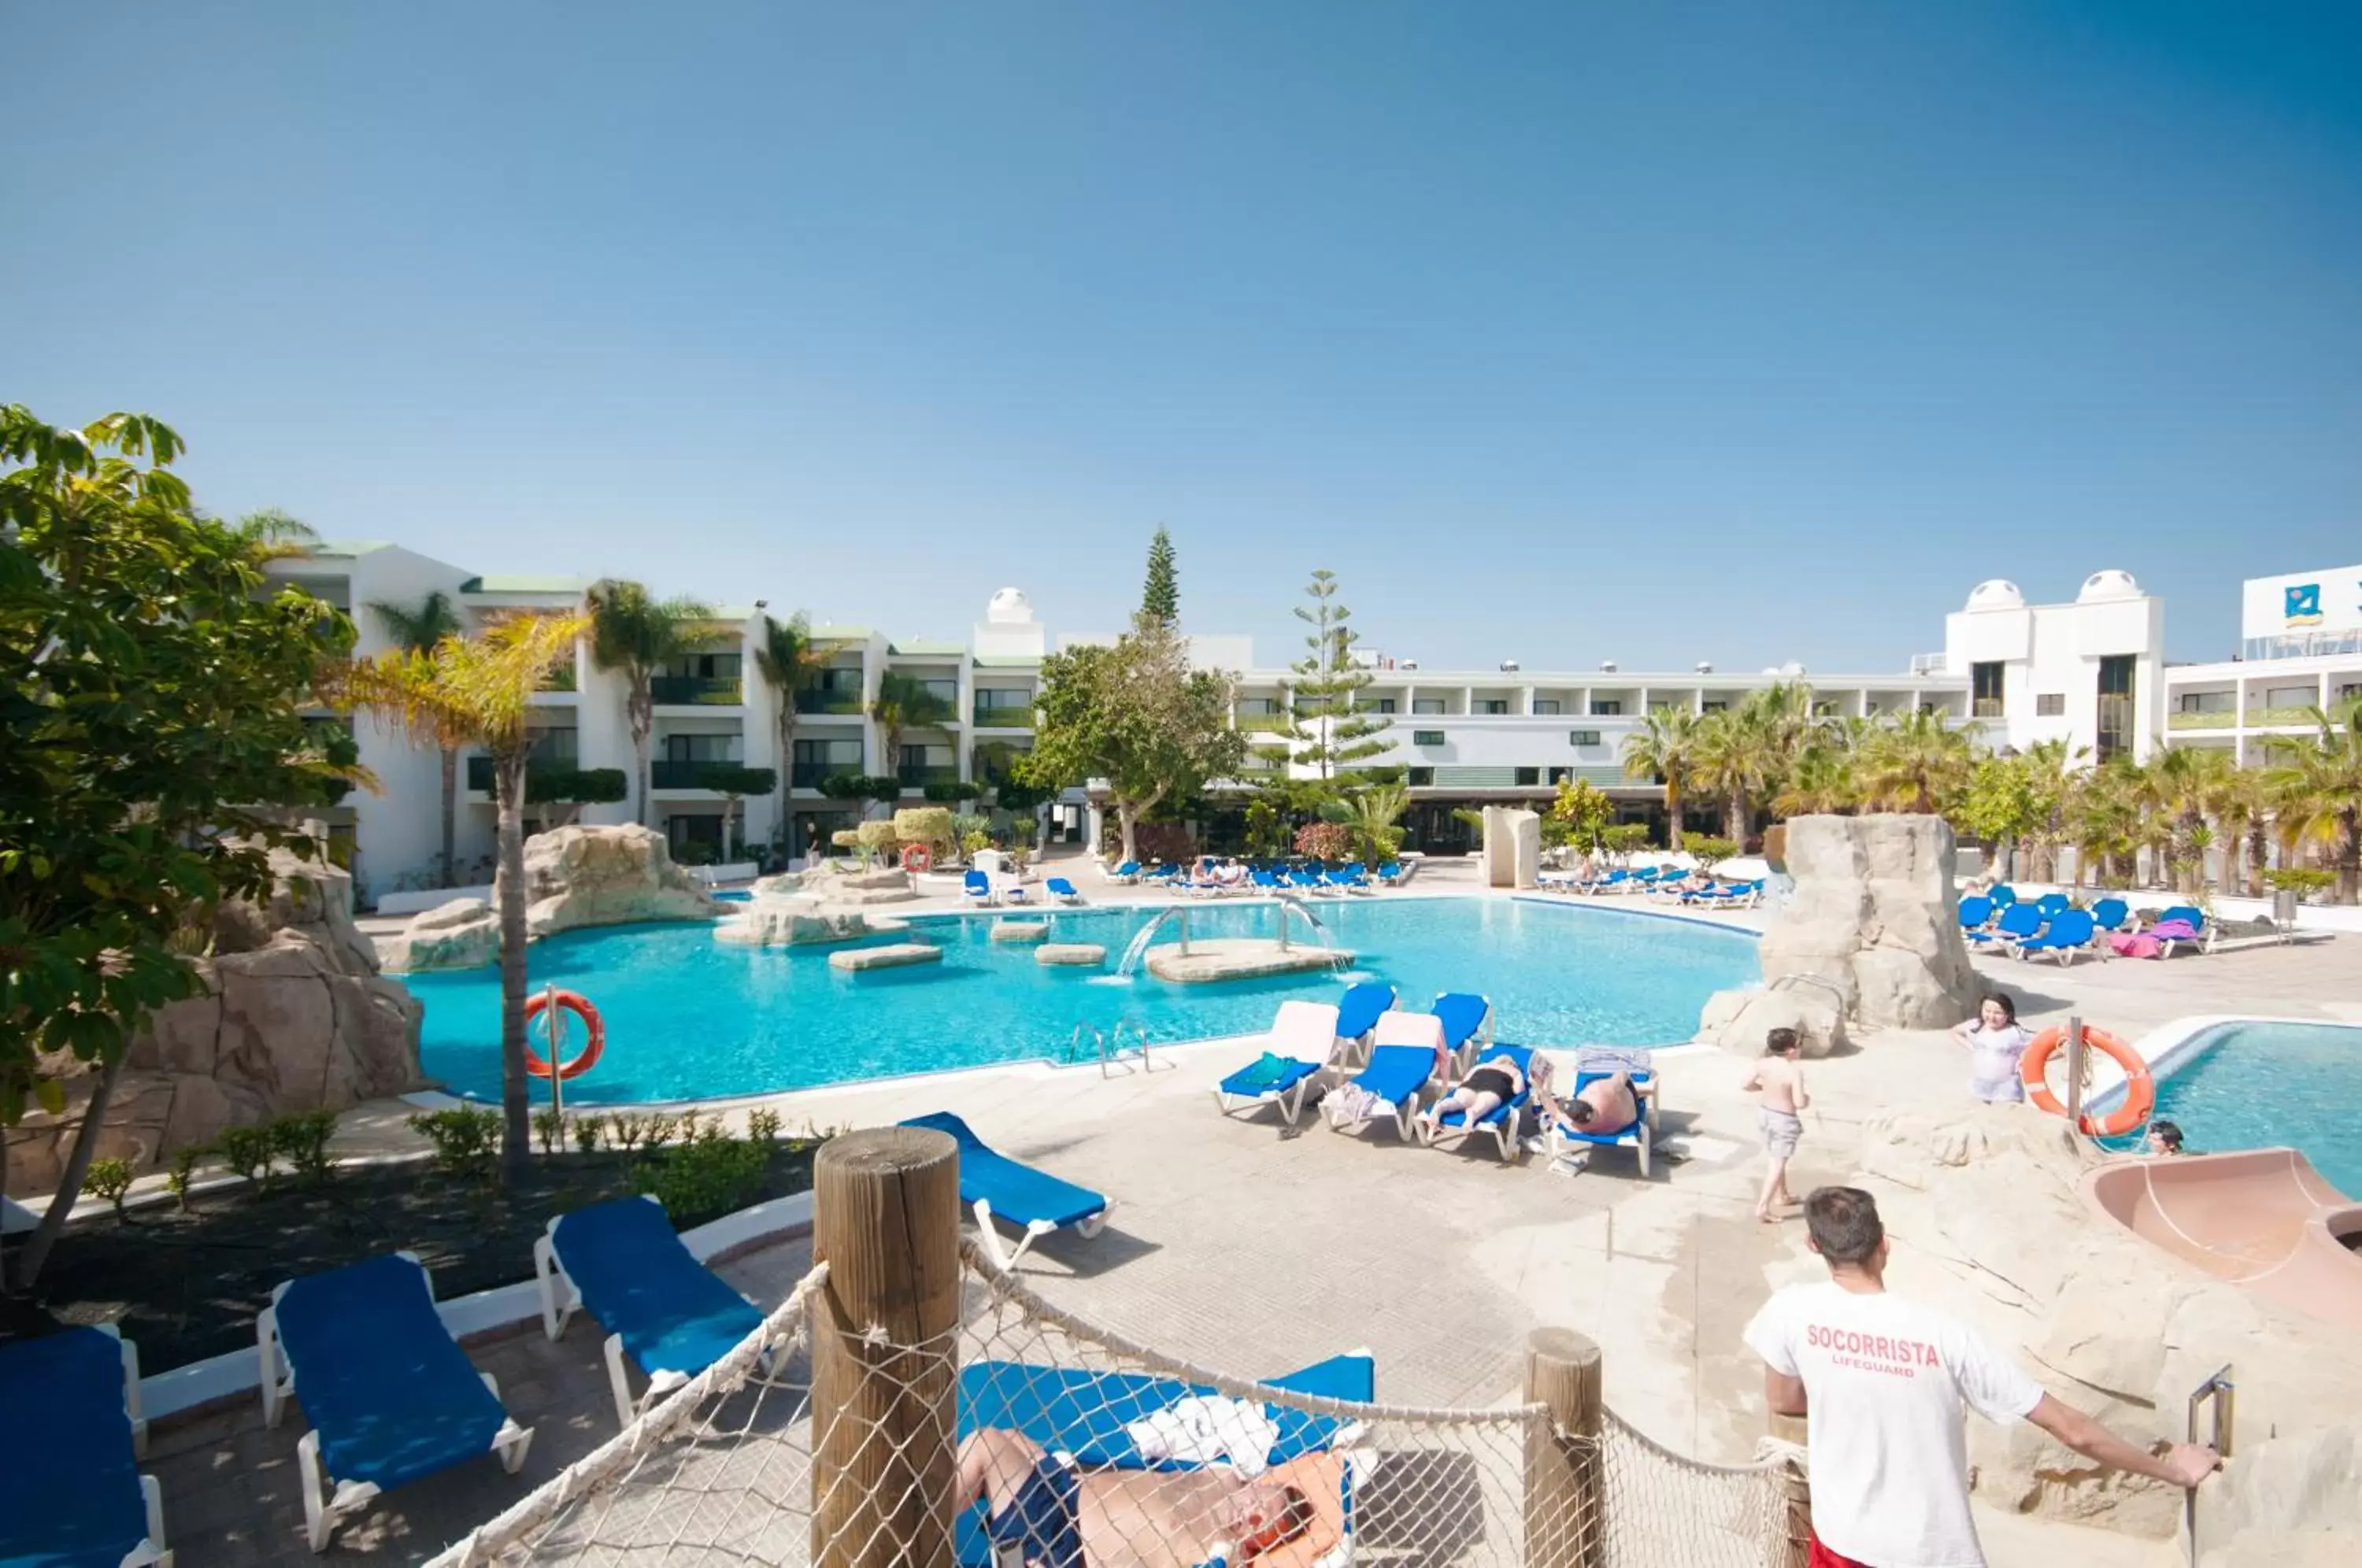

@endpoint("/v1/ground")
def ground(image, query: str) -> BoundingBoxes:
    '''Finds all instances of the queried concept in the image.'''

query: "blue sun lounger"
[1423,1041,1538,1161]
[1327,1011,1446,1141]
[2015,907,2098,966]
[2156,904,2213,957]
[964,868,995,906]
[901,1111,1111,1269]
[1331,981,1396,1067]
[1433,991,1494,1071]
[1046,876,1082,904]
[1957,894,1995,931]
[1967,901,2044,952]
[953,1352,1375,1567]
[2090,896,2131,934]
[535,1195,768,1426]
[1214,1000,1338,1126]
[1546,1067,1660,1177]
[0,1324,170,1568]
[259,1252,533,1551]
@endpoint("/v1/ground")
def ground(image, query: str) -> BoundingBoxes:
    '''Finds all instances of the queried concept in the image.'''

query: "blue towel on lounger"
[552,1197,763,1379]
[0,1328,150,1568]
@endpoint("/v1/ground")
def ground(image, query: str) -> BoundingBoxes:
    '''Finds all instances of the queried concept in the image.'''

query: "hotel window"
[1547,766,1572,784]
[1370,697,1398,714]
[1532,699,1561,716]
[1412,698,1446,716]
[1475,699,1509,715]
[2263,685,2316,710]
[1407,767,1435,786]
[2176,692,2233,714]
[1513,767,1541,786]
[1811,701,1838,717]
[1971,661,2004,719]
[1238,697,1283,716]
[1590,699,1622,716]
[1413,730,1446,747]
[1701,701,1727,714]
[2096,655,2136,762]
[974,687,1031,713]
[1568,730,1601,747]
[2034,693,2065,716]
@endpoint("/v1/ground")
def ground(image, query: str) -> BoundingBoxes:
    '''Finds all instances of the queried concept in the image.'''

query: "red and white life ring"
[522,989,605,1081]
[2020,1024,2153,1137]
[901,843,933,873]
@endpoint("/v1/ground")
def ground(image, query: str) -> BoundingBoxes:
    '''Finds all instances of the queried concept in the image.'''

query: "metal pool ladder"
[2185,1365,2234,1567]
[1069,1019,1164,1079]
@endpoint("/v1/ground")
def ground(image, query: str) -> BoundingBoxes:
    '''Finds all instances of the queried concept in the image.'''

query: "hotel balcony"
[465,756,579,793]
[972,699,1034,727]
[2168,711,2236,731]
[795,690,865,716]
[651,675,742,705]
[895,764,962,790]
[650,760,742,790]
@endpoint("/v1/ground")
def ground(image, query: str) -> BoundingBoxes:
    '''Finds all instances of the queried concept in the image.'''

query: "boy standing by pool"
[1744,1027,1808,1224]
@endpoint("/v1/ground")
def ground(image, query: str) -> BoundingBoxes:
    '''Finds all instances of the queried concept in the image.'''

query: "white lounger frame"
[1216,1001,1340,1128]
[1327,1014,1447,1143]
[971,1198,1110,1270]
[257,1250,534,1551]
[1212,1064,1324,1127]
[534,1197,772,1428]
[1546,1082,1663,1178]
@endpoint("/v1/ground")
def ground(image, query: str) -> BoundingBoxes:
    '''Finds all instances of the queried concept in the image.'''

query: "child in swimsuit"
[1742,1027,1809,1224]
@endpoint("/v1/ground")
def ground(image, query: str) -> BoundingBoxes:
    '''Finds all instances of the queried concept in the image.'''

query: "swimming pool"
[405,897,1758,1105]
[2098,1019,2362,1196]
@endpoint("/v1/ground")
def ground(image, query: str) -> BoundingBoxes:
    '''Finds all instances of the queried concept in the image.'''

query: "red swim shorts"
[1809,1533,1873,1568]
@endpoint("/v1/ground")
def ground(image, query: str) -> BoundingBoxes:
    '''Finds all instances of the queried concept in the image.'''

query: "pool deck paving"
[139,882,2362,1566]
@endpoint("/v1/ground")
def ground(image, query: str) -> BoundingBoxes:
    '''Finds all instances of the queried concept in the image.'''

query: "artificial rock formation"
[1482,806,1541,889]
[1696,983,1849,1059]
[1706,815,1978,1045]
[379,824,724,971]
[713,896,904,948]
[752,862,916,908]
[1841,1108,2362,1555]
[5,855,424,1195]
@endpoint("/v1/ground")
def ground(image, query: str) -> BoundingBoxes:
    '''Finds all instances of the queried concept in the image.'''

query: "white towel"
[1125,1396,1280,1475]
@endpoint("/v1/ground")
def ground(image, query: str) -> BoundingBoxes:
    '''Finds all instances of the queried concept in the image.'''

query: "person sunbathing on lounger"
[1418,1048,1543,1133]
[1549,1068,1638,1137]
[958,1426,1322,1567]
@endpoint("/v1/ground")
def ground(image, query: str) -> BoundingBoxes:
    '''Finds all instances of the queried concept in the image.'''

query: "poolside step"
[1035,942,1106,967]
[990,920,1052,944]
[1142,937,1357,985]
[828,942,944,973]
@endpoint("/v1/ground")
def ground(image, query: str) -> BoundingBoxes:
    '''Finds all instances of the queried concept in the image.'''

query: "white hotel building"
[270,544,2361,904]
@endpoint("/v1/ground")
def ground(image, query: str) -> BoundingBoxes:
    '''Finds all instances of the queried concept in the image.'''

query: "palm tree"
[1692,706,1776,843]
[870,671,953,793]
[2264,699,2362,904]
[1857,709,1973,814]
[2145,745,2238,895]
[587,580,725,825]
[2065,757,2145,888]
[2018,738,2085,882]
[1331,782,1411,864]
[332,612,588,1174]
[753,612,818,853]
[1622,705,1702,850]
[365,590,468,886]
[227,506,318,563]
[1772,743,1859,817]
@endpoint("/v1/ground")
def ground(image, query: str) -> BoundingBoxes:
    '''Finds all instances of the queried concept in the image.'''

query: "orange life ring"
[2020,1023,2152,1137]
[521,989,605,1080]
[901,843,933,873]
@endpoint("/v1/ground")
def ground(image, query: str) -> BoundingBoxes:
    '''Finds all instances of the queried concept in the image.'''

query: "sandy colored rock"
[1698,985,1849,1058]
[381,825,725,971]
[713,896,898,947]
[4,854,424,1195]
[1036,943,1107,967]
[989,920,1051,944]
[1756,815,1979,1032]
[1143,938,1359,984]
[1482,805,1542,889]
[828,942,943,972]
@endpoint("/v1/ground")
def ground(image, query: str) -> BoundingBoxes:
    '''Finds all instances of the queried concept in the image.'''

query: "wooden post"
[810,1126,963,1568]
[1773,1450,1812,1568]
[2064,1014,2086,1133]
[1523,1326,1604,1568]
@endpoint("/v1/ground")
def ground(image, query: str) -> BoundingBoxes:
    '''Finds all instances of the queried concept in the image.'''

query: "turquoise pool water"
[2098,1020,2362,1197]
[406,897,1758,1105]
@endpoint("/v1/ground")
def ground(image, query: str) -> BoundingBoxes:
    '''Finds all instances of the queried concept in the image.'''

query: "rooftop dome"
[2077,569,2142,604]
[1964,579,2024,612]
[984,586,1035,624]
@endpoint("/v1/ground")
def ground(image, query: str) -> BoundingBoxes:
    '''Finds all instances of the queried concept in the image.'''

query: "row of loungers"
[1961,893,2214,963]
[1536,864,1764,908]
[1103,859,1414,893]
[1212,983,1662,1175]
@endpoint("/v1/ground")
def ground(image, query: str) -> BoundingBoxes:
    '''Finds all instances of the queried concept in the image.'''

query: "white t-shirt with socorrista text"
[1743,1281,2045,1568]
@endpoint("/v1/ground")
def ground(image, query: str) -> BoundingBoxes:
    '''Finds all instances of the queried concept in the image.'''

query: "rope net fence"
[429,1241,1801,1567]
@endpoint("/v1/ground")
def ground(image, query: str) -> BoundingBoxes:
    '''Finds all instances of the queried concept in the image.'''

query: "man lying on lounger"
[958,1426,1331,1566]
[1420,1049,1549,1133]
[1546,1067,1639,1137]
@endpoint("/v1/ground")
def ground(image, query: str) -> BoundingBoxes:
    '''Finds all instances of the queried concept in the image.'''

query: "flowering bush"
[1294,821,1354,863]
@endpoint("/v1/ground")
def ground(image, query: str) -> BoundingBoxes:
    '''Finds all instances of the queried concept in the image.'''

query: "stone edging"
[139,1191,815,1426]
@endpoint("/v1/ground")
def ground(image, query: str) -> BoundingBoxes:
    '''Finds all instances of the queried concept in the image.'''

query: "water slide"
[2082,1149,2362,1330]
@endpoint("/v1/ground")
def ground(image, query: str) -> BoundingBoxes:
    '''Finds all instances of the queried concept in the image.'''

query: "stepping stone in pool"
[1035,943,1106,967]
[989,920,1052,945]
[829,943,945,972]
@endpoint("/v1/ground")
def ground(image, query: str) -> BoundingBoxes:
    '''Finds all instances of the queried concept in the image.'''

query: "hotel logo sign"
[2286,583,2323,626]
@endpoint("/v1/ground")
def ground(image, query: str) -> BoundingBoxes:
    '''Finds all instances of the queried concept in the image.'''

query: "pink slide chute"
[2082,1149,2362,1331]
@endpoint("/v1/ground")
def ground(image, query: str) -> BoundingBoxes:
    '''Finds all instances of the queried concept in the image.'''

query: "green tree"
[2,406,356,1286]
[1953,754,2042,880]
[1018,615,1246,864]
[702,764,778,862]
[1141,526,1179,626]
[334,612,588,1175]
[1693,705,1777,843]
[587,580,726,825]
[1772,744,1860,818]
[753,612,817,851]
[2264,698,2362,904]
[521,766,628,832]
[1622,705,1702,850]
[366,590,470,886]
[1857,709,1974,815]
[871,671,953,790]
[1273,569,1394,788]
[1327,781,1412,864]
[1547,777,1615,856]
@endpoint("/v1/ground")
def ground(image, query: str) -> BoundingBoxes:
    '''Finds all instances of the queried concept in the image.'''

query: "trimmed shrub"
[1294,821,1353,864]
[217,1123,276,1186]
[84,1157,135,1217]
[921,781,972,804]
[634,1136,769,1226]
[407,1108,502,1179]
[167,1144,209,1211]
[269,1111,339,1186]
[894,806,955,846]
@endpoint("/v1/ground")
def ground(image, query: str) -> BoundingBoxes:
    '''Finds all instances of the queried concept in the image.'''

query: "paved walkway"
[138,889,2362,1565]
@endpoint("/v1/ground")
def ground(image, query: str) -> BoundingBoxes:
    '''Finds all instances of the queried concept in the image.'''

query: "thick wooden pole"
[1773,1452,1812,1568]
[1523,1326,1604,1568]
[810,1126,963,1568]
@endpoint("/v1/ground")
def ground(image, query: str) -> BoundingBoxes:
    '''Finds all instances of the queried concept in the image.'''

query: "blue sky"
[9,2,2360,671]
